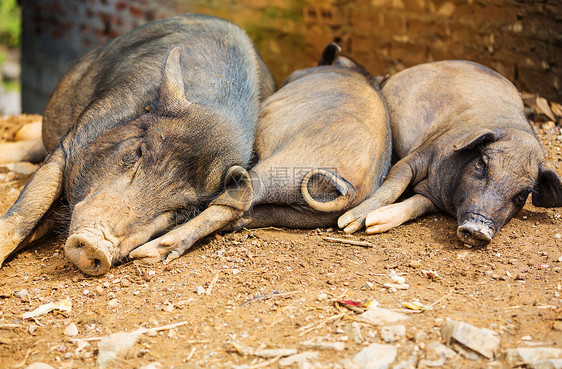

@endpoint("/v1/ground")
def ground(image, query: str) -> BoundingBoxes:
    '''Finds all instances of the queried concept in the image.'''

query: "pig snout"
[65,230,114,276]
[456,213,495,247]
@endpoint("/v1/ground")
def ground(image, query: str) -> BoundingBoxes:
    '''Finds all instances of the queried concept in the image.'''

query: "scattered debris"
[440,319,500,360]
[352,343,397,369]
[22,298,72,319]
[195,286,205,295]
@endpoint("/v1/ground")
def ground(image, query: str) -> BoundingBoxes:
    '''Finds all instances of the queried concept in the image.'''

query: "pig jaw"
[456,212,495,247]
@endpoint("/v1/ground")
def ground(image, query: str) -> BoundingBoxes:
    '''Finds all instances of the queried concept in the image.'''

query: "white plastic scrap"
[389,270,406,284]
[23,298,72,319]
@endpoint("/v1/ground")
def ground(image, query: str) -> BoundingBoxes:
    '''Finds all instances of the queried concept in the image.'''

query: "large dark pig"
[338,60,562,246]
[130,43,391,262]
[0,14,275,275]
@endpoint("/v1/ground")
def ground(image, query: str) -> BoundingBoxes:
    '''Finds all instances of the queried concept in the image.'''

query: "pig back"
[382,60,530,159]
[254,68,391,205]
[42,13,274,156]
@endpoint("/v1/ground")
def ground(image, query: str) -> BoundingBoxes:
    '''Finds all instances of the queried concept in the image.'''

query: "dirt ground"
[0,112,560,369]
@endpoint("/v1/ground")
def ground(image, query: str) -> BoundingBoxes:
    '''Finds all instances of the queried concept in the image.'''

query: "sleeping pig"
[338,60,562,246]
[130,43,392,262]
[0,14,275,275]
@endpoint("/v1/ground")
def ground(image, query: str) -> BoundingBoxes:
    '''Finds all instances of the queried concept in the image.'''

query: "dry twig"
[321,236,374,248]
[206,272,219,295]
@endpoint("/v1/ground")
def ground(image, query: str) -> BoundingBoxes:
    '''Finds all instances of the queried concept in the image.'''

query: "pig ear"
[209,166,254,212]
[158,47,191,112]
[318,43,341,66]
[301,169,356,212]
[532,165,562,207]
[453,128,505,152]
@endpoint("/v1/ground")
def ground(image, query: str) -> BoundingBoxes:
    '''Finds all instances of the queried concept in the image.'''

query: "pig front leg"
[365,194,436,234]
[129,204,243,262]
[338,159,419,233]
[0,148,65,266]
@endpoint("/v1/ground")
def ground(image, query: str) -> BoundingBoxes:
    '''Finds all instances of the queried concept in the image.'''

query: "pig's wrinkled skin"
[130,43,391,262]
[0,14,275,275]
[338,60,562,246]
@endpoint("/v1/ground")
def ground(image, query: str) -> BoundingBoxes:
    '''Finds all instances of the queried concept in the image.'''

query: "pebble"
[96,286,104,294]
[440,319,500,359]
[196,286,205,295]
[408,260,421,268]
[504,347,562,366]
[64,323,78,337]
[15,289,28,298]
[380,325,406,343]
[121,279,132,287]
[352,343,397,369]
[317,293,328,301]
[83,289,90,296]
[107,299,119,307]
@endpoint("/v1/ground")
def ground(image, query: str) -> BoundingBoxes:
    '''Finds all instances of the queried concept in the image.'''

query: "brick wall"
[21,0,561,114]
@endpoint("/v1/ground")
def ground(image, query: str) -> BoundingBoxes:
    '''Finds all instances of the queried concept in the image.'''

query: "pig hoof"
[65,234,112,276]
[456,223,493,247]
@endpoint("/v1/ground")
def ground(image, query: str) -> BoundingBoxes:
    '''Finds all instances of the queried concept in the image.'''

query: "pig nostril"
[75,242,85,248]
[92,258,101,268]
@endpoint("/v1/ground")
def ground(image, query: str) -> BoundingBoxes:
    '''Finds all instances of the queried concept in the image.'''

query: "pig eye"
[138,143,148,157]
[474,156,488,178]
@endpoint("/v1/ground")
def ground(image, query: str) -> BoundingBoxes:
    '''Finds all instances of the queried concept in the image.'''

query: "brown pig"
[338,60,562,246]
[130,43,391,262]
